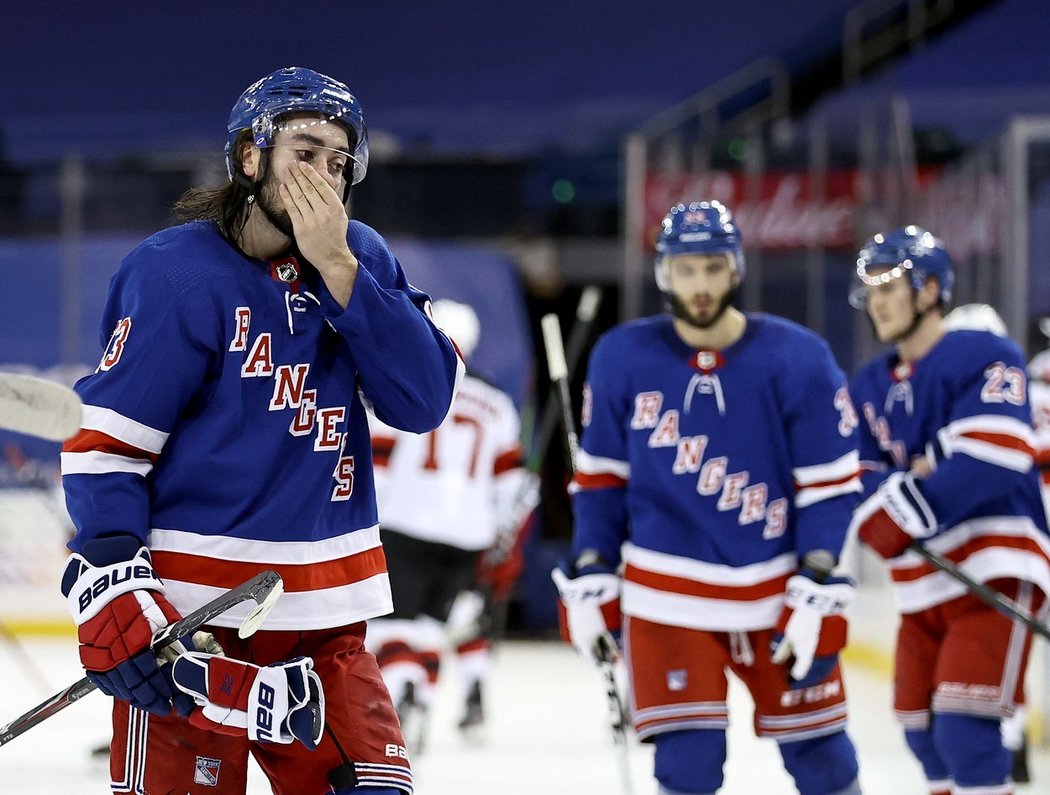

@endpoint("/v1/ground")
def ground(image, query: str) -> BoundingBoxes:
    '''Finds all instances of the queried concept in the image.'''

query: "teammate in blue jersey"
[848,226,1050,795]
[59,67,461,795]
[552,201,864,794]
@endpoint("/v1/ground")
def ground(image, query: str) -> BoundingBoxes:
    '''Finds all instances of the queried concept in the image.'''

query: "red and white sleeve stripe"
[571,448,630,492]
[60,404,168,477]
[792,450,862,508]
[936,414,1036,472]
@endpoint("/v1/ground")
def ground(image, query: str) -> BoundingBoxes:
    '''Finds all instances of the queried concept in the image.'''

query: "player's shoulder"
[745,313,837,369]
[347,220,392,262]
[119,221,239,294]
[751,313,822,343]
[596,315,669,350]
[940,328,1024,367]
[586,316,667,373]
[126,220,224,262]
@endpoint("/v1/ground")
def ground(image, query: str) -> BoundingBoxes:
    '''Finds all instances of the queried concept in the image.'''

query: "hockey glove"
[170,652,325,749]
[551,560,621,666]
[771,568,854,689]
[61,536,186,715]
[853,471,938,559]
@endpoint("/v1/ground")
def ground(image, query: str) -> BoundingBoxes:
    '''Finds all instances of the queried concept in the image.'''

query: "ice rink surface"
[0,636,1046,794]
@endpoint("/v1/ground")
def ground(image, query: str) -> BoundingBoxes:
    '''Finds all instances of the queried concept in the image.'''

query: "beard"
[668,289,735,330]
[255,171,295,239]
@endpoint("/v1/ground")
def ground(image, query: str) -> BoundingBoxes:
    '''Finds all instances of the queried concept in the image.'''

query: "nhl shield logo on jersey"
[270,256,301,284]
[194,756,222,786]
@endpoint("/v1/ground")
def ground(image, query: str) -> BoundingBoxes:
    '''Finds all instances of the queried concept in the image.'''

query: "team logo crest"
[194,756,222,786]
[683,211,710,226]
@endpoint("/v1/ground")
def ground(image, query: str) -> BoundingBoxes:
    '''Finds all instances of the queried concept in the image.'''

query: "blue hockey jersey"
[61,220,463,631]
[573,313,861,631]
[850,329,1050,613]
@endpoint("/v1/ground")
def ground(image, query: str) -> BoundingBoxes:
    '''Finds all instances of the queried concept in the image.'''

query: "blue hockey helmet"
[654,201,744,291]
[850,225,954,309]
[225,66,369,187]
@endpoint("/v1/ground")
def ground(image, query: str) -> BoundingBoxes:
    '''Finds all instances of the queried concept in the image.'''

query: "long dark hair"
[172,130,253,241]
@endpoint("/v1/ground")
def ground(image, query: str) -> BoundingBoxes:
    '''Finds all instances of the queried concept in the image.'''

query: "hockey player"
[848,226,1050,795]
[367,299,535,752]
[553,201,864,794]
[60,67,461,795]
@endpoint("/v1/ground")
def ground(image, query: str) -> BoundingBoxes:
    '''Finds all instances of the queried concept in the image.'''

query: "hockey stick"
[909,542,1050,641]
[530,286,603,472]
[0,373,83,442]
[0,569,284,747]
[540,315,581,468]
[482,287,604,639]
[488,286,604,565]
[541,312,633,795]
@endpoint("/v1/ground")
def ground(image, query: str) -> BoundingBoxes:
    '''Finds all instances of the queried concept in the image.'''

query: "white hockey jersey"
[1028,352,1050,520]
[369,372,527,551]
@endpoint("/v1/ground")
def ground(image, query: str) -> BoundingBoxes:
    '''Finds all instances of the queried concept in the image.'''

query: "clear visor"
[255,114,369,185]
[655,251,739,292]
[848,258,914,309]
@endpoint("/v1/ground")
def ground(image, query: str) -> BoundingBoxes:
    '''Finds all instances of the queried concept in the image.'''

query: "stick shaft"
[540,314,581,471]
[541,311,633,794]
[530,288,602,470]
[0,569,281,747]
[911,543,1050,640]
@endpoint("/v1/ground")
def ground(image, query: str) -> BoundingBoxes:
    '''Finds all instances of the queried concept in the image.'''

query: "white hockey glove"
[852,470,938,559]
[771,567,854,689]
[551,561,621,666]
[170,652,325,749]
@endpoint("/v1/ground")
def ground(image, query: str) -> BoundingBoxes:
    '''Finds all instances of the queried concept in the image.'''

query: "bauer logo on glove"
[60,538,185,716]
[171,652,325,749]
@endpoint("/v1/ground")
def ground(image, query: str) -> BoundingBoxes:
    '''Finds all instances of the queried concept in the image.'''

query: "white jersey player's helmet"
[1029,349,1050,383]
[943,303,1008,337]
[432,299,481,360]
